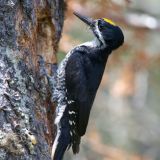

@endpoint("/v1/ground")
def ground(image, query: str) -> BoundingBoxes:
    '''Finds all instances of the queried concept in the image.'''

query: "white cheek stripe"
[95,21,106,47]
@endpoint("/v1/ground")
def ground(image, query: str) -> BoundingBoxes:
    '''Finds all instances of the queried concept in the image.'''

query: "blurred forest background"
[58,0,160,160]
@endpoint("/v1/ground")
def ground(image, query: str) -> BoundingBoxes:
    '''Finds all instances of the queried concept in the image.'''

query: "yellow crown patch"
[103,18,116,26]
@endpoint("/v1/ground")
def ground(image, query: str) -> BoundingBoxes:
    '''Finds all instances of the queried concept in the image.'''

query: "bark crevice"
[0,1,66,159]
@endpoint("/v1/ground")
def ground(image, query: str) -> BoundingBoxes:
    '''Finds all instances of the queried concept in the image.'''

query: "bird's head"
[74,12,124,50]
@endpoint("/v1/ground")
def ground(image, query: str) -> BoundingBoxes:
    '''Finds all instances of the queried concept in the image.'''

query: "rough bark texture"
[0,0,66,159]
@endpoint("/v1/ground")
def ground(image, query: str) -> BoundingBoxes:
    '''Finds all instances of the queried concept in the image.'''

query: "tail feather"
[72,136,80,154]
[51,127,71,160]
[52,139,69,160]
[51,109,71,160]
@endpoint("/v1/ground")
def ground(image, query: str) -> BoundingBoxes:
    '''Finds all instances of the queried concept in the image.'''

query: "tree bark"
[0,0,66,159]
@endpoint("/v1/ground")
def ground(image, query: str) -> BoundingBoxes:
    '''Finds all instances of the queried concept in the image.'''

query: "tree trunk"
[0,0,66,159]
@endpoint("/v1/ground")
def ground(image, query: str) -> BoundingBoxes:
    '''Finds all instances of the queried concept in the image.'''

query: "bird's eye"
[99,24,104,31]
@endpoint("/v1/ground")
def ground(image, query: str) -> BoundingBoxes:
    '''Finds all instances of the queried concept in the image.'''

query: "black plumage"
[66,46,110,135]
[51,12,124,160]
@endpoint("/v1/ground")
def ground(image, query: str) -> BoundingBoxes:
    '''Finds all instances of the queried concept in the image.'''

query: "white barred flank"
[51,45,84,158]
[68,100,75,104]
[68,111,76,114]
[51,49,73,159]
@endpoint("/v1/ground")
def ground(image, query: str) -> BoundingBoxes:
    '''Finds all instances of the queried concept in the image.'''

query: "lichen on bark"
[0,47,51,159]
[0,0,66,159]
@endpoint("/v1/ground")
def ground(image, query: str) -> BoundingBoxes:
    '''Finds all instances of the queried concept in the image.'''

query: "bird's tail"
[51,110,71,160]
[51,136,69,160]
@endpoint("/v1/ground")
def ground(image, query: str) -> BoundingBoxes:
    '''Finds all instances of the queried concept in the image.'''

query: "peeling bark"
[0,0,66,159]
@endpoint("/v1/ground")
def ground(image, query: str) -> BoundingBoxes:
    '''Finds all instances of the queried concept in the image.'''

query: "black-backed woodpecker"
[51,12,124,160]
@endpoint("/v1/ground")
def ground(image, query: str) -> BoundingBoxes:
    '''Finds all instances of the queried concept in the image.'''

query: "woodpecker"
[51,12,124,160]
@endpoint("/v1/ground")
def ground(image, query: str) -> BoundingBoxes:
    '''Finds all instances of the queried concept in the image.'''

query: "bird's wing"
[65,51,93,136]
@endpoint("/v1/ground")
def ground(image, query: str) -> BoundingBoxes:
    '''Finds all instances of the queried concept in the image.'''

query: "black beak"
[73,12,94,26]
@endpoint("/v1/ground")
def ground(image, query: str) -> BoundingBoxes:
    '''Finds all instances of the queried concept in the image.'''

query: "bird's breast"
[85,60,106,93]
